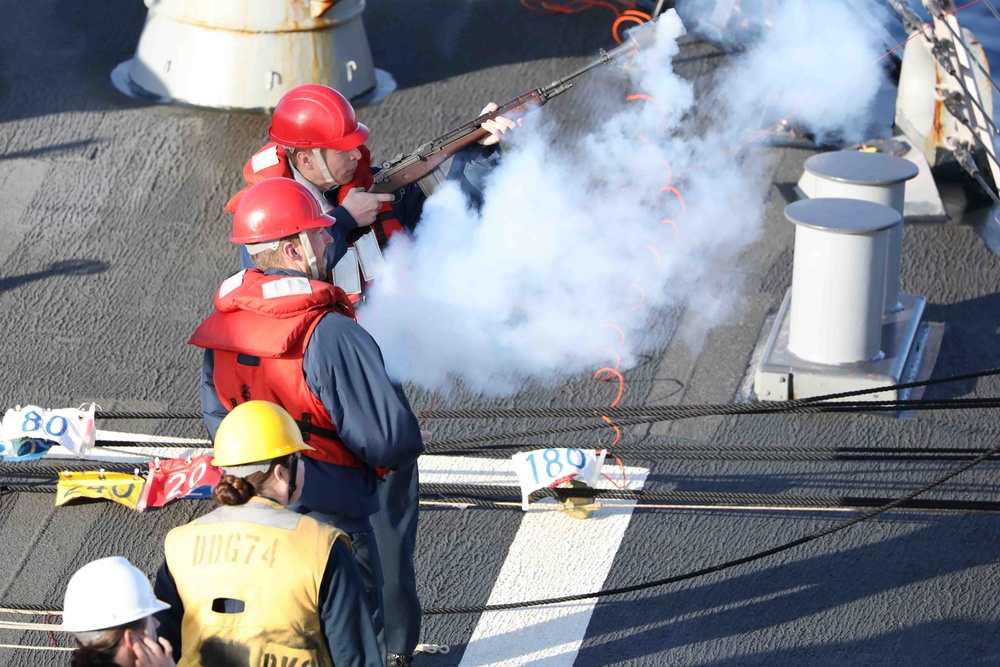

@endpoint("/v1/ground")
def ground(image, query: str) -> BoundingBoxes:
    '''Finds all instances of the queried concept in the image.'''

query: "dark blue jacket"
[200,268,424,531]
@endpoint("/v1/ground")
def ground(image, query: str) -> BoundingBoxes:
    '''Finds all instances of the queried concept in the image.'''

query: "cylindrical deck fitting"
[786,198,901,365]
[804,152,918,313]
[123,0,377,109]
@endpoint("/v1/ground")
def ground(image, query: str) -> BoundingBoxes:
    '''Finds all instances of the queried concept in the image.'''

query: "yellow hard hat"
[211,401,314,468]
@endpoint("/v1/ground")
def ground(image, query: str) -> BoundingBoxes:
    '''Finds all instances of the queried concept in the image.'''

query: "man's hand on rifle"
[342,187,394,226]
[477,102,521,146]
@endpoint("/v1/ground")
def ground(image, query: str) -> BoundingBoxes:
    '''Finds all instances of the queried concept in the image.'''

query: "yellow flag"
[55,471,144,510]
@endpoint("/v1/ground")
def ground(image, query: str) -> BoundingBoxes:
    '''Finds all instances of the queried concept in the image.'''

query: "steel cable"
[421,444,1000,614]
[59,366,1000,421]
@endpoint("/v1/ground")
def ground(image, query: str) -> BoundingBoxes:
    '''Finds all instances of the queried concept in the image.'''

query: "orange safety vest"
[189,270,362,468]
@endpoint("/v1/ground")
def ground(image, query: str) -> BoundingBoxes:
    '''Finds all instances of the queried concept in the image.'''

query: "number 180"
[525,448,586,483]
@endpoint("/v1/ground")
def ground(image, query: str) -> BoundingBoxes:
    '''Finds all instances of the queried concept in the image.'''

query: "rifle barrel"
[371,17,660,189]
[541,19,658,98]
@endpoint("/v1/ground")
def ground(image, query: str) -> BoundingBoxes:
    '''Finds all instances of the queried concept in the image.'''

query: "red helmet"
[231,179,333,244]
[267,84,370,152]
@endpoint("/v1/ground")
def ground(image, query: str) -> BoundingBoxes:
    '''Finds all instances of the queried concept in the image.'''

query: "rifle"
[368,20,661,195]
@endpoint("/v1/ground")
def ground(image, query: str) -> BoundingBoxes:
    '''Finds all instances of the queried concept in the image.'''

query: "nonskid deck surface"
[1,1,999,665]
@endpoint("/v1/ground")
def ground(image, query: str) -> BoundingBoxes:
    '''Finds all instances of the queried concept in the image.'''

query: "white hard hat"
[61,557,170,632]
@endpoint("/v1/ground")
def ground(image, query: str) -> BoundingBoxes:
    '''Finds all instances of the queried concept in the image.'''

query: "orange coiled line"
[521,0,637,18]
[591,83,685,490]
[593,323,627,488]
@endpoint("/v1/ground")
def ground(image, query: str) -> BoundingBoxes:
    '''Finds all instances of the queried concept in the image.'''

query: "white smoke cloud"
[681,0,896,145]
[361,3,896,395]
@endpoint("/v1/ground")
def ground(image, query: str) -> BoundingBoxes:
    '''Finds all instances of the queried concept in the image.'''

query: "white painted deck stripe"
[432,455,650,667]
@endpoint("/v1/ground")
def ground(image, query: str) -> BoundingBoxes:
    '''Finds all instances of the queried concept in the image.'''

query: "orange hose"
[521,0,630,17]
[658,185,686,215]
[592,368,624,407]
[601,323,626,347]
[645,245,662,268]
[661,218,679,243]
[599,347,622,372]
[601,455,628,488]
[628,283,645,312]
[626,94,667,131]
[612,13,647,43]
[597,413,623,446]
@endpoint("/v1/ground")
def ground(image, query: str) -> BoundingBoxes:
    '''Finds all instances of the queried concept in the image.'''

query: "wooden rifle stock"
[368,19,659,195]
[368,90,546,194]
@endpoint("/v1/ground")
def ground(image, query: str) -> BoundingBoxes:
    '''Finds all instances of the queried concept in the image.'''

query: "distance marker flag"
[137,455,222,511]
[55,470,144,509]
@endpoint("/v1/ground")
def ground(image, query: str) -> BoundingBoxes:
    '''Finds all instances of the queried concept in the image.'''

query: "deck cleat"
[553,480,601,520]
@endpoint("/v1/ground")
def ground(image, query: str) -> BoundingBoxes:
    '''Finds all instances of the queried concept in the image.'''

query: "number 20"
[165,460,208,500]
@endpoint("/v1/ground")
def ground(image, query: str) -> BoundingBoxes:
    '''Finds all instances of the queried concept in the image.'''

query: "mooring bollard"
[785,198,901,365]
[803,151,918,314]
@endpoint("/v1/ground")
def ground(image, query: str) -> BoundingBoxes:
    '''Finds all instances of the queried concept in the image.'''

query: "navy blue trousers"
[370,462,421,655]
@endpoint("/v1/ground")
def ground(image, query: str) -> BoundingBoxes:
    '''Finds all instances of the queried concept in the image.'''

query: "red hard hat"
[231,179,333,244]
[267,84,370,151]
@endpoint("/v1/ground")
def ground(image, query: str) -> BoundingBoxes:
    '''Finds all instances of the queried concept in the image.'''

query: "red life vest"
[224,143,294,214]
[224,143,410,304]
[225,142,407,247]
[189,270,362,468]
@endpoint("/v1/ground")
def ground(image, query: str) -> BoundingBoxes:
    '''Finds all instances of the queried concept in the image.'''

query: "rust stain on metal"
[310,1,340,19]
[931,64,944,145]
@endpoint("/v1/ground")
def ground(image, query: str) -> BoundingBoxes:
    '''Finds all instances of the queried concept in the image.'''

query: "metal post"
[804,152,918,314]
[786,198,901,365]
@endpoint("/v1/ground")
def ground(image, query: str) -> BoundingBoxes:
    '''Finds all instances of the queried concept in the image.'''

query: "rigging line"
[422,443,1000,614]
[418,396,1000,419]
[0,620,67,632]
[418,448,1000,462]
[0,644,70,652]
[49,365,1000,421]
[932,9,1000,99]
[423,399,1000,447]
[419,489,1000,514]
[421,498,981,514]
[934,48,1000,144]
[419,483,1000,506]
[954,143,1000,205]
[0,608,60,616]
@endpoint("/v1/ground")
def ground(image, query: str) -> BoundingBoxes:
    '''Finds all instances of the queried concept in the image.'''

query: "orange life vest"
[189,270,362,468]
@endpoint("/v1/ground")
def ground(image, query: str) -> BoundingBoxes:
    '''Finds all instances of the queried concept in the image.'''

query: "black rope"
[93,411,200,420]
[0,462,140,476]
[91,439,209,448]
[3,454,998,616]
[423,443,1000,461]
[40,366,1000,422]
[0,602,59,614]
[426,398,1000,449]
[422,396,1000,420]
[421,444,1000,614]
[419,483,1000,511]
[86,397,1000,452]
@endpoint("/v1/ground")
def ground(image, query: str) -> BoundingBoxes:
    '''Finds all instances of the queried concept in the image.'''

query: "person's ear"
[122,629,137,650]
[294,149,312,171]
[280,239,301,263]
[273,463,290,487]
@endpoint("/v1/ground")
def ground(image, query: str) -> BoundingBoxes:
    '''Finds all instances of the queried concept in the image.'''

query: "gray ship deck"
[2,0,999,665]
